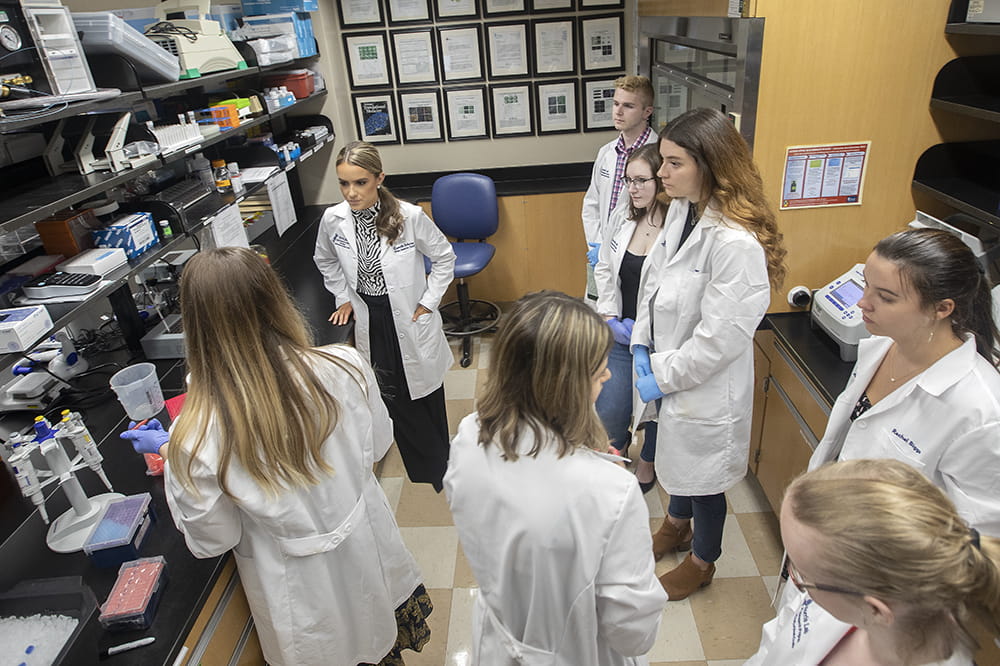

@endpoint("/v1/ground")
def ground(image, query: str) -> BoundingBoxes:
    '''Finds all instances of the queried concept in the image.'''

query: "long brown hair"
[170,247,363,497]
[626,143,667,223]
[788,459,1000,660]
[477,291,612,460]
[660,107,787,288]
[336,140,405,243]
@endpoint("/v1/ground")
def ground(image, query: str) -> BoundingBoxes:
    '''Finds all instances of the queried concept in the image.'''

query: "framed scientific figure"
[386,0,431,24]
[337,0,385,28]
[582,77,616,131]
[532,18,575,77]
[484,0,525,15]
[445,86,489,140]
[486,22,529,79]
[580,0,623,7]
[531,0,574,12]
[434,0,479,21]
[343,32,392,88]
[489,83,533,137]
[535,79,578,134]
[352,92,400,144]
[438,24,484,82]
[579,14,624,72]
[398,89,444,142]
[391,29,438,85]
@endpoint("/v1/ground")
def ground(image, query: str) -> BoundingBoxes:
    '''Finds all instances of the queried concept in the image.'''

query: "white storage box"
[0,306,53,352]
[57,248,128,276]
[72,12,181,83]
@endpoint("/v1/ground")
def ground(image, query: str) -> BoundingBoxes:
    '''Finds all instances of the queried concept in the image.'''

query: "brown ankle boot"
[659,553,716,601]
[652,517,692,561]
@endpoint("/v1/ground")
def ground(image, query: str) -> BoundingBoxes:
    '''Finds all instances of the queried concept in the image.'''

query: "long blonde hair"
[336,140,404,243]
[787,459,1000,659]
[170,247,361,497]
[477,291,612,460]
[659,107,787,288]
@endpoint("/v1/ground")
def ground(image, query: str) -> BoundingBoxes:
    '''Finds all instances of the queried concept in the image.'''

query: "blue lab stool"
[431,172,501,368]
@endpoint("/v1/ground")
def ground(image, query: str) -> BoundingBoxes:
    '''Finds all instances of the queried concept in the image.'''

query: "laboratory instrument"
[3,412,122,552]
[0,330,88,412]
[21,271,102,298]
[143,0,246,79]
[811,263,868,362]
[71,11,180,83]
[56,247,128,276]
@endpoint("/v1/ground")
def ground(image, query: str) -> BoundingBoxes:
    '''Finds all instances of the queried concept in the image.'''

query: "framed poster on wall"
[353,92,400,144]
[484,0,525,15]
[535,79,578,134]
[580,0,623,7]
[531,0,574,11]
[582,77,616,131]
[445,86,489,140]
[486,22,529,79]
[532,18,575,76]
[398,89,444,142]
[386,0,431,24]
[439,24,484,82]
[489,83,533,137]
[391,29,438,85]
[343,32,392,88]
[580,14,623,72]
[337,0,384,28]
[434,0,479,20]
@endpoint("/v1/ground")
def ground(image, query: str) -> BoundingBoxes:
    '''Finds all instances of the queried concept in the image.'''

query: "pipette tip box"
[99,556,167,631]
[83,493,156,568]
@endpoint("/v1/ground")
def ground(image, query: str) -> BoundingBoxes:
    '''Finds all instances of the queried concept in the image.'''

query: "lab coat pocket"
[677,271,712,323]
[878,427,926,470]
[413,310,443,347]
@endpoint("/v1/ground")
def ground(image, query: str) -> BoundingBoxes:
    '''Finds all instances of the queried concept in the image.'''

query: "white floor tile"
[708,660,751,666]
[727,474,774,514]
[646,596,706,662]
[379,476,403,513]
[643,483,665,519]
[714,515,761,579]
[445,587,478,666]
[444,369,479,400]
[399,526,459,589]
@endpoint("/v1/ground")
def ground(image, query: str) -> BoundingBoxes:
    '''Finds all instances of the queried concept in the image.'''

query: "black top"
[678,203,698,249]
[619,250,645,321]
[850,391,872,421]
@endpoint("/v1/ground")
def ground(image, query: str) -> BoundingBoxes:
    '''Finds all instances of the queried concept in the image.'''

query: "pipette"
[57,409,113,492]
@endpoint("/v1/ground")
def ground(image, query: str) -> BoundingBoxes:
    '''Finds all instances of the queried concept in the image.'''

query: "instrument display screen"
[830,279,863,309]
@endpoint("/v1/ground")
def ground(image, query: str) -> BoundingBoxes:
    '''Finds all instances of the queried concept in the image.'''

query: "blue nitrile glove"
[587,242,601,267]
[633,344,652,378]
[119,418,169,455]
[636,374,665,403]
[608,318,633,346]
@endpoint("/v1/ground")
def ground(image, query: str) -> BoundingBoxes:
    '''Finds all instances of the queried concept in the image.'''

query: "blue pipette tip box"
[83,493,156,568]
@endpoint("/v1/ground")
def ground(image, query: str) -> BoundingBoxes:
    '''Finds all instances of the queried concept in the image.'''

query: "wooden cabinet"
[751,330,830,512]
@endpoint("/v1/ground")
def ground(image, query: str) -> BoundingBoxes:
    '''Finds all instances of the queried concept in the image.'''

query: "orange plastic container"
[262,70,314,100]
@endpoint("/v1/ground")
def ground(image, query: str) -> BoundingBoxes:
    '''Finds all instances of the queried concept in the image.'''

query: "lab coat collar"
[913,334,978,398]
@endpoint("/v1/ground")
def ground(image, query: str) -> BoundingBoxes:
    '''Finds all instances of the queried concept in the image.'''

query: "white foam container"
[72,12,180,83]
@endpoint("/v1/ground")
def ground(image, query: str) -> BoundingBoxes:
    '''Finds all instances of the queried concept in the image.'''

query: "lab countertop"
[763,311,855,407]
[386,162,594,203]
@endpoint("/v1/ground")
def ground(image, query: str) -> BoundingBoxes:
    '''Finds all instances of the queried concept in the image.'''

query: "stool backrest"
[431,173,499,240]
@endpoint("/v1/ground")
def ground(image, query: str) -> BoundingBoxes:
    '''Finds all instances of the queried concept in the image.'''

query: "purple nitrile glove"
[119,418,169,455]
[633,344,652,378]
[608,318,633,346]
[635,374,665,403]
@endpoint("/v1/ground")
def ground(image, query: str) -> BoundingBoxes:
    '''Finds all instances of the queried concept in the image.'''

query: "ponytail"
[959,270,1000,365]
[375,185,404,244]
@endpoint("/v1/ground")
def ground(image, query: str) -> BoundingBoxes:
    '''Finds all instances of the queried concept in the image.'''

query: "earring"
[928,326,935,344]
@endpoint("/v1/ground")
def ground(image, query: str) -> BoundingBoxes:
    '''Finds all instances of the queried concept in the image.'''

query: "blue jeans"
[595,342,657,461]
[668,493,727,563]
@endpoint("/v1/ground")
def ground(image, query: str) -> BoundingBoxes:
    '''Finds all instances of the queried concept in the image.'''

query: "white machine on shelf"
[812,263,869,362]
[0,330,88,412]
[143,0,245,79]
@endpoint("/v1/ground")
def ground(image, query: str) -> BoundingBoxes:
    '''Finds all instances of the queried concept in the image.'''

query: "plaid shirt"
[609,125,653,212]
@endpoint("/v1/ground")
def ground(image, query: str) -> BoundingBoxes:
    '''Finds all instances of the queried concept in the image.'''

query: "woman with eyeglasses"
[747,458,1000,665]
[593,143,666,492]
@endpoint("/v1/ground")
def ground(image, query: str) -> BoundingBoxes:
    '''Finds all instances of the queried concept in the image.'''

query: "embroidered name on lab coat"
[790,598,813,648]
[609,238,619,253]
[393,241,415,253]
[891,428,922,455]
[600,167,611,178]
[333,234,350,249]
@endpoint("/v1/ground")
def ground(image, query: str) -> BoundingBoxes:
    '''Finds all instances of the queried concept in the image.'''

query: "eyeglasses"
[785,558,863,597]
[620,176,656,188]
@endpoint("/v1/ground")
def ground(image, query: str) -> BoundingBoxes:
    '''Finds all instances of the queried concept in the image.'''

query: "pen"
[129,419,149,430]
[100,636,155,659]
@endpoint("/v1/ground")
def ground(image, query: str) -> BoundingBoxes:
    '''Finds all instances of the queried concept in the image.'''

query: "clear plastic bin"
[72,12,180,83]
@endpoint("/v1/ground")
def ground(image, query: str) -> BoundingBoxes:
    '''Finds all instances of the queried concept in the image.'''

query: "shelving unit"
[912,2,1000,231]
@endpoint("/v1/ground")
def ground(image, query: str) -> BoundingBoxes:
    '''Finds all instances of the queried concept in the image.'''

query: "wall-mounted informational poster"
[398,89,444,142]
[582,77,616,130]
[532,18,575,76]
[337,0,384,28]
[344,32,392,87]
[353,92,400,144]
[445,86,489,139]
[780,142,871,210]
[489,83,533,137]
[535,79,578,134]
[439,24,484,81]
[486,22,529,78]
[392,29,438,84]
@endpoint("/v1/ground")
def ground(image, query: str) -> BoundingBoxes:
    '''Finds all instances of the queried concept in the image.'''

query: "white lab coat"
[632,199,771,496]
[745,586,972,665]
[581,132,658,246]
[164,346,423,666]
[809,334,1000,535]
[444,413,667,666]
[313,199,456,399]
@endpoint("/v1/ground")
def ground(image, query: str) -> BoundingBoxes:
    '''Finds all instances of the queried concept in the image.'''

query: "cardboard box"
[92,212,158,260]
[0,306,53,352]
[35,208,97,258]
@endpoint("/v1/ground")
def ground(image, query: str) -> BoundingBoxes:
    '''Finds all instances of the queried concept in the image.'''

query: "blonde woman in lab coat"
[808,227,1000,536]
[444,291,668,666]
[631,107,787,601]
[747,458,1000,665]
[314,141,456,491]
[120,247,429,666]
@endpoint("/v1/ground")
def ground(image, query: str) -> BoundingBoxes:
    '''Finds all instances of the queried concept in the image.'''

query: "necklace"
[887,345,921,383]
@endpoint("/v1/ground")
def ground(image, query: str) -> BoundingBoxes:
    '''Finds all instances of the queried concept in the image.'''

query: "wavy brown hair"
[477,291,612,460]
[660,107,787,288]
[336,140,405,244]
[170,247,363,498]
[625,143,667,224]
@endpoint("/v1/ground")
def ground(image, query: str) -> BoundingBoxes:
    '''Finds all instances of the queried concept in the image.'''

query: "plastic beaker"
[109,363,165,420]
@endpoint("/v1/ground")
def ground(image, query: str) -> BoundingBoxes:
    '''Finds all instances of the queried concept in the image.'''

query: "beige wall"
[642,0,1000,311]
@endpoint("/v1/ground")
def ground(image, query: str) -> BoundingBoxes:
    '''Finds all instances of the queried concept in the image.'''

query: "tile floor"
[379,335,783,666]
